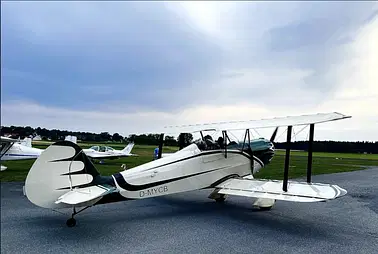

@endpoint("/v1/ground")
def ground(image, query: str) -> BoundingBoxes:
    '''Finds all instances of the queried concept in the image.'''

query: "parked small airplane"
[24,112,351,227]
[0,135,133,170]
[64,135,136,161]
[1,136,43,171]
[82,143,136,162]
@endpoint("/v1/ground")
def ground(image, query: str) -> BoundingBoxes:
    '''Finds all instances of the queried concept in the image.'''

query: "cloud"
[1,1,378,141]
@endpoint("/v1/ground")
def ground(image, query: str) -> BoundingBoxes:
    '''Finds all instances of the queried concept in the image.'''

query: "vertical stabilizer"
[25,141,103,209]
[121,143,134,155]
[21,137,32,148]
[64,135,77,144]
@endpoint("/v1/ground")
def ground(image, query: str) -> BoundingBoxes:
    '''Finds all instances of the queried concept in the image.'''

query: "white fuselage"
[83,149,125,156]
[112,144,263,200]
[1,143,43,161]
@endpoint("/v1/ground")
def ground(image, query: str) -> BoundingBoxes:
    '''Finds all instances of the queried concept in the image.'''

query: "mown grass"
[1,143,377,182]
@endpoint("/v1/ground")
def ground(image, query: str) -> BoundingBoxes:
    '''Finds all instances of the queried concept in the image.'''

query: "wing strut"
[283,126,292,192]
[158,133,164,159]
[307,124,315,183]
[0,141,14,159]
[222,130,228,158]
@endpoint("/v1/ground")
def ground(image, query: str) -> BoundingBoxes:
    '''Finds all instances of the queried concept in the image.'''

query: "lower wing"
[215,178,347,202]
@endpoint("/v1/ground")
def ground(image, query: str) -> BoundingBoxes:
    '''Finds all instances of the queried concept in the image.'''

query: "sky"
[1,1,378,142]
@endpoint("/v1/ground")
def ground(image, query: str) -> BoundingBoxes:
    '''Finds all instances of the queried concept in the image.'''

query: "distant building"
[33,135,42,141]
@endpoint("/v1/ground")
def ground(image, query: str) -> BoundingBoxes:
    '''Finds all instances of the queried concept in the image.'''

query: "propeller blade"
[270,127,279,142]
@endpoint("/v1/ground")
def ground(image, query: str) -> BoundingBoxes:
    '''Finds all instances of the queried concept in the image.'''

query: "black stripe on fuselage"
[113,167,221,191]
[113,150,264,191]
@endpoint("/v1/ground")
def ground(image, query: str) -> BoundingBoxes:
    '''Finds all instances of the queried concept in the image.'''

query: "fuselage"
[109,140,274,201]
[0,143,43,161]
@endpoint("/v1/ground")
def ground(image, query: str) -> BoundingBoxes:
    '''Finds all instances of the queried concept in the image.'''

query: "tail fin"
[64,135,77,144]
[121,143,134,155]
[25,140,103,209]
[22,137,32,147]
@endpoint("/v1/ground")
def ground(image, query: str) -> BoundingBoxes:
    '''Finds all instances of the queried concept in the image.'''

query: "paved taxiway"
[2,167,378,254]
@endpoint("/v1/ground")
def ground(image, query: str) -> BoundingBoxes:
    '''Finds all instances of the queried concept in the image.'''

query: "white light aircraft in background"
[64,135,136,161]
[1,136,43,171]
[82,143,136,162]
[0,135,134,170]
[24,112,351,227]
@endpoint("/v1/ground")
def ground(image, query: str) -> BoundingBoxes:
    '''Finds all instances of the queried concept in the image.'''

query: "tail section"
[25,140,114,209]
[64,135,77,144]
[121,143,134,155]
[21,137,32,148]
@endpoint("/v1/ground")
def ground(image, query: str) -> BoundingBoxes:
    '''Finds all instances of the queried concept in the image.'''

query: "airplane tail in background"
[64,135,77,144]
[121,143,135,155]
[21,138,32,148]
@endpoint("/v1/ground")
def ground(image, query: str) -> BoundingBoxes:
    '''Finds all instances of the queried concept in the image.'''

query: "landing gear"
[215,195,226,203]
[258,206,273,211]
[208,189,227,203]
[253,198,275,211]
[65,206,91,227]
[66,218,76,227]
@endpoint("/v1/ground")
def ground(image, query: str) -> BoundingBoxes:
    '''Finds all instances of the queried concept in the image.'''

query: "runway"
[2,167,378,254]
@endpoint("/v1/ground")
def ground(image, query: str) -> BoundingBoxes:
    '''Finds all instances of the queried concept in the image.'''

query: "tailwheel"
[66,218,76,227]
[65,205,92,227]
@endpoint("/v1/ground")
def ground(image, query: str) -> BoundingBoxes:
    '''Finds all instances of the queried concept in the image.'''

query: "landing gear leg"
[66,206,91,227]
[208,189,227,203]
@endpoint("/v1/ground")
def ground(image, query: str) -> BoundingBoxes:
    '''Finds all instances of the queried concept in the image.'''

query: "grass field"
[1,142,377,182]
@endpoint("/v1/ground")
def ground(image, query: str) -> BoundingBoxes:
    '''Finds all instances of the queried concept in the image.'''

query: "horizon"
[1,124,377,143]
[1,2,377,142]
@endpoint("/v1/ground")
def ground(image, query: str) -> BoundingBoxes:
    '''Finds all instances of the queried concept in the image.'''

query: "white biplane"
[24,112,351,227]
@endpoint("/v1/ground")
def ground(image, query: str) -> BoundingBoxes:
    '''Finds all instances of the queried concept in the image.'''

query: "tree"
[177,133,193,149]
[165,135,178,146]
[112,133,123,142]
[100,132,111,141]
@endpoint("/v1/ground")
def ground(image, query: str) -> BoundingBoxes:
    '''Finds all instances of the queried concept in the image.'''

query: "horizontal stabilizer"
[216,178,347,202]
[55,185,117,205]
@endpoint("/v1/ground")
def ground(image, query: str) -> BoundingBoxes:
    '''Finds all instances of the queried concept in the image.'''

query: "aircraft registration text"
[139,186,168,197]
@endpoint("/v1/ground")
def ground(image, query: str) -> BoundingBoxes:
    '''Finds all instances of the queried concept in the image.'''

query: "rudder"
[25,141,105,209]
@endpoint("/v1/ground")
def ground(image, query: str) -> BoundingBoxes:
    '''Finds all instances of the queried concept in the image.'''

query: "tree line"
[0,125,192,147]
[1,125,377,153]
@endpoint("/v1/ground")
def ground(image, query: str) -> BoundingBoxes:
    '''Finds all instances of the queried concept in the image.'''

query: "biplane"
[24,112,351,227]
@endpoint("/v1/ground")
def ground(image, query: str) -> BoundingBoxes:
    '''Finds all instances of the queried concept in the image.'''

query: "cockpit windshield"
[193,135,233,151]
[89,146,100,151]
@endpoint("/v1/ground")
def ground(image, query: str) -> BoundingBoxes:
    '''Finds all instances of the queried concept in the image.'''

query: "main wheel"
[215,197,226,203]
[66,218,76,227]
[259,206,273,211]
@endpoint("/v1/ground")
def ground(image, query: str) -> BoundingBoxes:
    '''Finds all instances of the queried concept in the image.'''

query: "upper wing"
[215,178,347,202]
[150,112,351,134]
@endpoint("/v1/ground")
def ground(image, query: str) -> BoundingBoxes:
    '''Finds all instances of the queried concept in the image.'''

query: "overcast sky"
[1,1,378,142]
